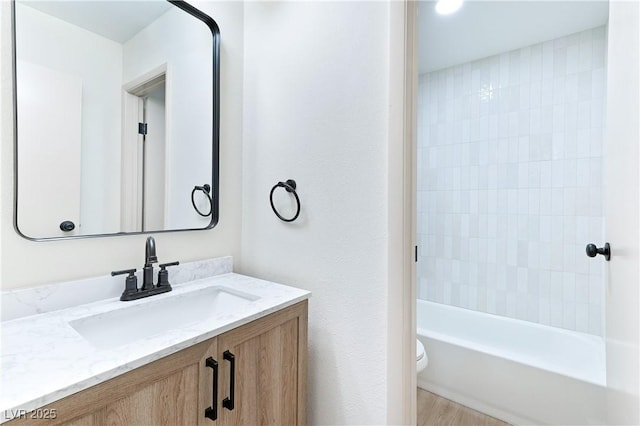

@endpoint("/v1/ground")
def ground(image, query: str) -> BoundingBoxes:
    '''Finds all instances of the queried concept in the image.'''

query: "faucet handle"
[111,268,136,277]
[157,261,179,288]
[112,269,138,300]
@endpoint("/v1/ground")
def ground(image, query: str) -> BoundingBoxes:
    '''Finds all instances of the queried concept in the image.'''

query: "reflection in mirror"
[13,0,219,239]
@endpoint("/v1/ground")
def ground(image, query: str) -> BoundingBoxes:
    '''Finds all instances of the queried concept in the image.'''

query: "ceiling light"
[435,0,464,15]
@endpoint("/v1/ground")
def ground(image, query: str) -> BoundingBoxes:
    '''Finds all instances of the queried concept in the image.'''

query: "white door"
[16,61,82,238]
[120,70,167,232]
[120,92,144,232]
[604,2,639,424]
[142,85,167,231]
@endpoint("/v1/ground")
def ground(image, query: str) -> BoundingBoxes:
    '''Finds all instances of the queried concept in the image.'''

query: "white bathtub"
[417,299,607,425]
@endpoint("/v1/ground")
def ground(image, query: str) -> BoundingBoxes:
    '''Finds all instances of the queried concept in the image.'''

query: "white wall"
[123,6,214,230]
[240,2,395,424]
[417,26,607,336]
[15,4,123,235]
[0,0,244,289]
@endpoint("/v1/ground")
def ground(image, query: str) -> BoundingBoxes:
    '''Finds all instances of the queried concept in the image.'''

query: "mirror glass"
[13,0,219,239]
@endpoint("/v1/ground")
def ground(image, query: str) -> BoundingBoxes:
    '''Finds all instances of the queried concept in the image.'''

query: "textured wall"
[240,2,393,423]
[417,27,607,335]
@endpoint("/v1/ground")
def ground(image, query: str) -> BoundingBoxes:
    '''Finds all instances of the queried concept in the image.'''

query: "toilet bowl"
[417,339,428,373]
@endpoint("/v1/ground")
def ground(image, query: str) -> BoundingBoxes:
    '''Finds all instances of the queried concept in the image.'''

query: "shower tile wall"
[417,27,607,336]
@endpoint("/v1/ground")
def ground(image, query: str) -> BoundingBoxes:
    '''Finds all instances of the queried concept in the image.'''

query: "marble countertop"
[0,272,310,423]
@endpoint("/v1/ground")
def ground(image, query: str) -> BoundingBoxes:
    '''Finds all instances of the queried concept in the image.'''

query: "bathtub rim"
[417,337,606,426]
[416,299,606,387]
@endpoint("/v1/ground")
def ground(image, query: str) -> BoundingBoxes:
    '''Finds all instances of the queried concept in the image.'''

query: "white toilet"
[416,339,428,373]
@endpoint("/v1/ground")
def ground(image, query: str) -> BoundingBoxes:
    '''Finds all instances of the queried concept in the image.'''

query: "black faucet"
[111,236,179,301]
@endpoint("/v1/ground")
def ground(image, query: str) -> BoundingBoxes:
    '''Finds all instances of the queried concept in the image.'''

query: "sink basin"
[69,286,258,350]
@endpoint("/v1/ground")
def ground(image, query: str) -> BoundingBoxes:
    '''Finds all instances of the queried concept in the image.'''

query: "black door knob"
[59,220,75,232]
[586,242,610,261]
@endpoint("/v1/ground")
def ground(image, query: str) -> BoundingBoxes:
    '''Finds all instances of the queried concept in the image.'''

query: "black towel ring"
[191,184,213,217]
[270,179,300,222]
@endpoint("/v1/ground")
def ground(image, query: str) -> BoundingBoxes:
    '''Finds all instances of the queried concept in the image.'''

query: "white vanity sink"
[69,286,259,350]
[1,258,311,424]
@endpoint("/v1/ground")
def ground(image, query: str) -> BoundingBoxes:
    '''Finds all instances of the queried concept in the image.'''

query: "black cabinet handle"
[586,242,611,261]
[222,350,235,411]
[204,357,218,421]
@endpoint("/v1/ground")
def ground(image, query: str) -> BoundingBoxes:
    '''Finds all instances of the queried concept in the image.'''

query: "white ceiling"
[23,0,609,69]
[418,0,610,74]
[21,1,173,44]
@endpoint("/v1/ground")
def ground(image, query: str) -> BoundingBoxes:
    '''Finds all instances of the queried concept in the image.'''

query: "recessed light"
[435,0,464,15]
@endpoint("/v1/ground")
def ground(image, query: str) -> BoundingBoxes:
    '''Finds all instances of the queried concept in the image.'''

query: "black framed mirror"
[12,0,220,240]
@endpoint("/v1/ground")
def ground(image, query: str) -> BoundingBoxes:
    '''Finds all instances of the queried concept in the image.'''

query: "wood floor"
[418,389,510,426]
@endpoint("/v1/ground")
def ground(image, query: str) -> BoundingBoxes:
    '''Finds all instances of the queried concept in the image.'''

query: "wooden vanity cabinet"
[212,301,307,426]
[7,301,307,426]
[216,303,306,426]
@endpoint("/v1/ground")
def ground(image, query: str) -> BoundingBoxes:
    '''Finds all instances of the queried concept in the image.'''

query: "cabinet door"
[217,302,307,426]
[78,364,199,425]
[6,337,217,426]
[92,336,217,426]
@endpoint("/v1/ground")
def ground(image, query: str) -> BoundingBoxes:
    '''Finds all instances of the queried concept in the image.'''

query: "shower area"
[415,2,610,424]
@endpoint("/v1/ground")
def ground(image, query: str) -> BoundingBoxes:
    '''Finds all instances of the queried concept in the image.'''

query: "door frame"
[390,1,417,424]
[120,64,169,232]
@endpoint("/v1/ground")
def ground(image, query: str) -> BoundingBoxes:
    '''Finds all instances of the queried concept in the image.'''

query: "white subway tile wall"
[417,27,607,336]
